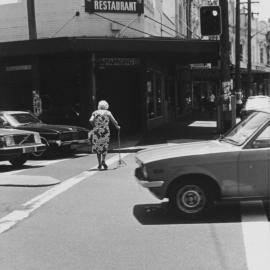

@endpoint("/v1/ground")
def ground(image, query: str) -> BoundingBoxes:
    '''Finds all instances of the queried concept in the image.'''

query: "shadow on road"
[133,202,242,225]
[0,164,44,173]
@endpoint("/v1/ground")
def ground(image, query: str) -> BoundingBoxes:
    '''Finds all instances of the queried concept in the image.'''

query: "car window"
[0,116,5,127]
[252,125,270,148]
[5,113,41,126]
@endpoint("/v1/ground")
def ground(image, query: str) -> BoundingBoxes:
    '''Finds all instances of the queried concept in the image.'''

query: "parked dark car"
[40,106,80,126]
[0,117,45,167]
[240,95,270,119]
[0,111,90,156]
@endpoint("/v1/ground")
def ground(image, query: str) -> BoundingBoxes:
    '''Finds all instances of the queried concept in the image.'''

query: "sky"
[0,0,269,22]
[252,0,270,22]
[0,0,19,4]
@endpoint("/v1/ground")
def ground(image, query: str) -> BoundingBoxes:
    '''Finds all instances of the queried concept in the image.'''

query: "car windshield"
[220,112,270,145]
[5,113,41,126]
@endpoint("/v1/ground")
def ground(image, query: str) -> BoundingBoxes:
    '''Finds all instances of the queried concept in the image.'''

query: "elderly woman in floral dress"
[90,100,120,170]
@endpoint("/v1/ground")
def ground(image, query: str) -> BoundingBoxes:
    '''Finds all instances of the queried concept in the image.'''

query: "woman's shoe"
[102,161,108,170]
[98,164,102,170]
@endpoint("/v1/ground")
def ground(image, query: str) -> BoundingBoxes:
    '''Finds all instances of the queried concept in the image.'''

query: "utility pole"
[247,0,252,95]
[27,0,37,40]
[235,0,242,117]
[218,0,234,132]
[246,0,259,95]
[235,0,241,99]
[27,0,40,115]
[186,0,192,39]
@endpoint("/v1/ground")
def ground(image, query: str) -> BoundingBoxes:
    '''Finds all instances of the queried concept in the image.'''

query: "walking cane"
[117,128,127,167]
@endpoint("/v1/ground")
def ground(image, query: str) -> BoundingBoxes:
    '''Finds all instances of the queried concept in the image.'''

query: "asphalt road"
[0,150,269,270]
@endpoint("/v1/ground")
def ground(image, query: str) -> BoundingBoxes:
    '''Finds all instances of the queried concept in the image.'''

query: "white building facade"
[0,0,219,130]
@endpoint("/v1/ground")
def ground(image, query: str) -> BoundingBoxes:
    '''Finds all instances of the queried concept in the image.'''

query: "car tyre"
[169,181,214,218]
[9,155,28,167]
[32,137,48,158]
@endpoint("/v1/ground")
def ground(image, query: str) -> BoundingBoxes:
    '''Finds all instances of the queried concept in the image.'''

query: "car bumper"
[48,139,89,146]
[135,167,165,199]
[136,179,164,188]
[0,144,46,159]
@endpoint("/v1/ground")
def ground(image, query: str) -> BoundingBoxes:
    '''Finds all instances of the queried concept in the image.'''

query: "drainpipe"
[175,0,179,37]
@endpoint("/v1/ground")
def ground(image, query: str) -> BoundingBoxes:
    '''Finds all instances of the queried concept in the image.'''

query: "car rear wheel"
[169,181,213,217]
[9,155,27,167]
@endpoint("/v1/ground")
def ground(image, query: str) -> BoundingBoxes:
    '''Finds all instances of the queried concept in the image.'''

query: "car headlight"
[34,133,42,144]
[4,135,15,147]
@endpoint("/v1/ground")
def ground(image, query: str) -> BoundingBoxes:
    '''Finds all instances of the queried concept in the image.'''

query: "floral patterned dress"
[90,110,111,155]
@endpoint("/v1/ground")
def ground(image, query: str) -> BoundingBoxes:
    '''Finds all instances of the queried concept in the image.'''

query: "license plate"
[23,147,36,153]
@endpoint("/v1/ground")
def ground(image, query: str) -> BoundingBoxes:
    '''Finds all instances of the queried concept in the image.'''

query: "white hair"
[98,100,109,110]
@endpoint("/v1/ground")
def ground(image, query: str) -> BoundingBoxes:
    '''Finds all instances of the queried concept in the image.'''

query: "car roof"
[247,95,270,99]
[249,109,270,114]
[0,111,29,114]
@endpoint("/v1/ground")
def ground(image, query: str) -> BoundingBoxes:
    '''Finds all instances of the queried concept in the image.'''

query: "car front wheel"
[169,181,213,217]
[32,137,48,157]
[9,155,28,167]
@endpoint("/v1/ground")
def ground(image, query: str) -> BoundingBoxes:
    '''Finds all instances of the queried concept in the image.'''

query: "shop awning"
[0,37,220,64]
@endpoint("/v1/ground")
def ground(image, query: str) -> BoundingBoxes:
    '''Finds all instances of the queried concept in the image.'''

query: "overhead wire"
[51,10,201,40]
[144,14,185,38]
[51,12,80,38]
[93,12,157,37]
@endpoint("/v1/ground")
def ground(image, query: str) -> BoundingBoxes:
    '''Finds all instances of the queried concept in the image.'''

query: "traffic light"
[200,6,221,36]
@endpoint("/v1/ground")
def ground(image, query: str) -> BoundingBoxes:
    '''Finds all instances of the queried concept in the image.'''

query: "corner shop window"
[147,70,163,119]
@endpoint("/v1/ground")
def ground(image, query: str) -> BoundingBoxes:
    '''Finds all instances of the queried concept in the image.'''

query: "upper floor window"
[240,44,243,62]
[260,47,264,64]
[267,46,270,65]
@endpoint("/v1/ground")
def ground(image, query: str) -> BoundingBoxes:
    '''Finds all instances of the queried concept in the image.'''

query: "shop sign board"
[97,57,140,67]
[85,0,144,14]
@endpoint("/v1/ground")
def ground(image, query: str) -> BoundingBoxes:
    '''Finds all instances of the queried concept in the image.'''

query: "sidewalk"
[137,119,218,147]
[109,116,219,152]
[77,115,219,153]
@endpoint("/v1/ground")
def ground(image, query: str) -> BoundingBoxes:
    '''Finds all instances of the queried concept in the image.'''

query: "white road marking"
[0,153,129,234]
[241,201,270,270]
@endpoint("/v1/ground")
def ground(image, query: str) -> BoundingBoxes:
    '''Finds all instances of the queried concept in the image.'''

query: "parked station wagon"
[135,111,270,217]
[0,117,45,167]
[0,111,90,156]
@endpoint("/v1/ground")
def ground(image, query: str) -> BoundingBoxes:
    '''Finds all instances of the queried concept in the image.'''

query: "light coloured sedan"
[135,111,270,217]
[0,117,45,167]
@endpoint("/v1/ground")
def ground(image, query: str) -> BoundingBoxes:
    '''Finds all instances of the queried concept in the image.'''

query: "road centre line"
[0,153,130,234]
[2,153,270,270]
[241,201,270,270]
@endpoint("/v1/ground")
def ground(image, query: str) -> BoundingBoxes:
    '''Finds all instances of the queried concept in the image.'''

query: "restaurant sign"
[85,0,144,14]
